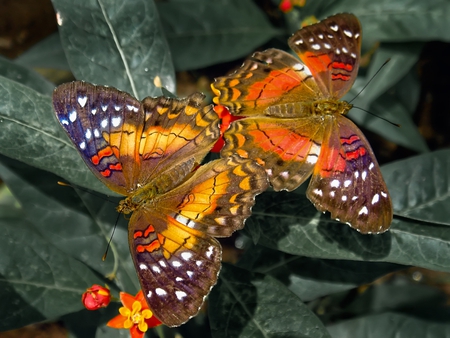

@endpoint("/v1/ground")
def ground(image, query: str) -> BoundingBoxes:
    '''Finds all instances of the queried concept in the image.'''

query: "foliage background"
[1,0,450,337]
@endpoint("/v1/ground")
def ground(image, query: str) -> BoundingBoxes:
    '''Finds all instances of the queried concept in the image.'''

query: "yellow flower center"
[119,300,153,332]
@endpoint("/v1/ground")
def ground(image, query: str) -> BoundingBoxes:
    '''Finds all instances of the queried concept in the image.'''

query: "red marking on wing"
[91,146,115,165]
[331,74,351,81]
[109,163,122,171]
[134,230,143,239]
[345,147,366,160]
[332,62,353,72]
[303,52,331,74]
[144,225,155,237]
[341,135,360,145]
[246,69,301,101]
[100,169,111,177]
[248,128,313,161]
[136,240,160,253]
[316,146,346,178]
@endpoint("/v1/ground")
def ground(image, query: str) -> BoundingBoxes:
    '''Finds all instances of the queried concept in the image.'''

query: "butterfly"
[52,81,268,327]
[212,13,393,234]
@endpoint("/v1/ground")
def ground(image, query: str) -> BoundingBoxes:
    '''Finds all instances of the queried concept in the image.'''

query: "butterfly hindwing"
[288,13,361,98]
[53,81,143,195]
[306,116,392,233]
[129,209,221,327]
[221,116,324,191]
[129,155,268,326]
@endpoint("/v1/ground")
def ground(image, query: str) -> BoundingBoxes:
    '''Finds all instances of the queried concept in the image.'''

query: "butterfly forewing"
[137,94,220,189]
[212,49,320,116]
[53,81,143,195]
[306,116,392,233]
[288,13,361,99]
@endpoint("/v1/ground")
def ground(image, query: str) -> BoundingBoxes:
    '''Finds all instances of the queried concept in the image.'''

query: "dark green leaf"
[52,0,175,99]
[238,245,403,302]
[0,55,55,96]
[209,264,331,338]
[158,0,281,70]
[327,312,450,337]
[383,149,450,225]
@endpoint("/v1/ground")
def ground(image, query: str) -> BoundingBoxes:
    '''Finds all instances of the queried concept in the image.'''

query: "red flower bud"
[82,284,111,310]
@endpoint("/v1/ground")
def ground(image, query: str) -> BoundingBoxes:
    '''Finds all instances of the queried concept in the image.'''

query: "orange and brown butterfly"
[212,13,393,234]
[52,81,268,327]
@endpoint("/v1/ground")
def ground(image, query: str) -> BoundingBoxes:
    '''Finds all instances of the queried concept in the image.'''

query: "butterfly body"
[213,13,393,234]
[53,81,268,326]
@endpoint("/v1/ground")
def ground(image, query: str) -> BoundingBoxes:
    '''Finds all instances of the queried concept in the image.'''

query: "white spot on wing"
[147,291,152,298]
[112,116,121,127]
[330,191,335,197]
[330,179,340,188]
[181,252,193,261]
[362,170,367,181]
[344,180,352,188]
[176,291,187,300]
[343,29,353,38]
[159,260,167,268]
[313,188,323,196]
[342,47,348,53]
[69,110,77,122]
[101,104,108,112]
[324,43,331,49]
[79,141,86,150]
[330,24,338,31]
[311,44,321,50]
[206,246,214,258]
[369,162,375,170]
[85,129,92,140]
[152,266,161,273]
[101,119,108,129]
[172,260,182,268]
[61,118,69,125]
[187,271,194,278]
[94,129,100,137]
[351,52,357,59]
[176,277,183,282]
[372,194,380,205]
[196,260,202,266]
[359,206,369,215]
[114,105,121,111]
[155,288,167,296]
[77,96,87,107]
[91,108,97,115]
[342,195,347,201]
[381,191,388,198]
[139,263,148,270]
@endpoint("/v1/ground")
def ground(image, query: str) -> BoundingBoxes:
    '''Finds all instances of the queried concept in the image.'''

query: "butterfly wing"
[53,81,143,195]
[306,116,393,234]
[136,93,220,190]
[288,13,361,99]
[221,117,324,191]
[129,155,268,326]
[212,48,321,116]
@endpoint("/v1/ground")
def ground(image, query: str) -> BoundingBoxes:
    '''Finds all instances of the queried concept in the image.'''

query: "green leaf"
[209,264,331,338]
[327,312,450,337]
[237,245,403,302]
[321,0,450,42]
[0,77,110,194]
[158,0,281,70]
[250,187,450,272]
[0,55,55,96]
[383,149,450,225]
[0,214,105,331]
[52,0,175,99]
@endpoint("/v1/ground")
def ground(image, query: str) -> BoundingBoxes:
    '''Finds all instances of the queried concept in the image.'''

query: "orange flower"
[82,284,111,310]
[211,104,242,153]
[107,290,162,338]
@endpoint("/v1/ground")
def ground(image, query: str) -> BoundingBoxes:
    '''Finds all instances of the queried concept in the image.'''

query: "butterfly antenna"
[57,181,115,204]
[102,212,121,261]
[349,58,391,104]
[352,106,400,127]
